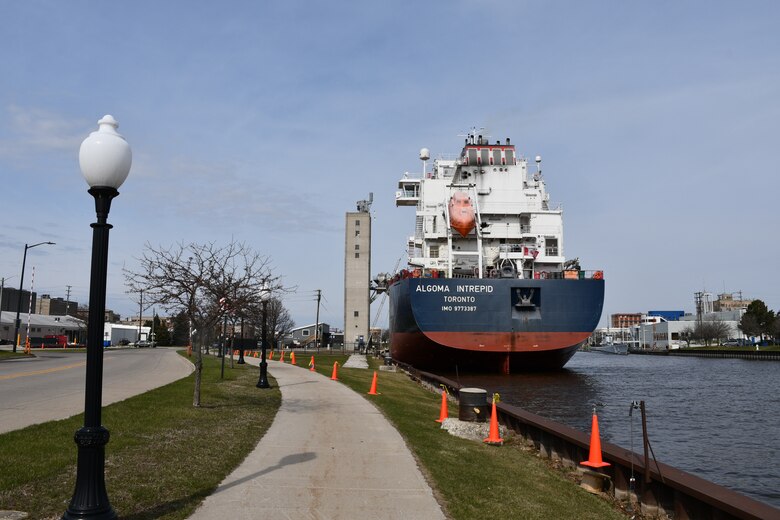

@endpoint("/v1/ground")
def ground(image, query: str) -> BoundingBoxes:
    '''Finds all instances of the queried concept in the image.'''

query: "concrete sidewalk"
[188,358,446,520]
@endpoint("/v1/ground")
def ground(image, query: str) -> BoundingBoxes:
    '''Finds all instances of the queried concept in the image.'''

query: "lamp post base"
[63,426,116,520]
[256,360,271,388]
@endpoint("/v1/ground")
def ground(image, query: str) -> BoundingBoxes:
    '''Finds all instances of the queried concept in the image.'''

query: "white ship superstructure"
[396,131,567,280]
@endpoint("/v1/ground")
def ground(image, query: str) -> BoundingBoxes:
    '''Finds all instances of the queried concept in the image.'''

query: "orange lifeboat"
[449,191,476,237]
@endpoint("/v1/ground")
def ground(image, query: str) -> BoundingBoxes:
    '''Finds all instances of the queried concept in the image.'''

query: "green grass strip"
[0,351,280,519]
[0,351,34,360]
[308,352,628,519]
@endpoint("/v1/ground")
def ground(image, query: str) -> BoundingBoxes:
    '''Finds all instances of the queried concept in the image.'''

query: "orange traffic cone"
[581,412,610,468]
[435,388,449,423]
[268,351,274,361]
[367,371,379,395]
[309,356,316,372]
[483,394,503,445]
[290,352,297,365]
[330,361,339,381]
[279,351,285,362]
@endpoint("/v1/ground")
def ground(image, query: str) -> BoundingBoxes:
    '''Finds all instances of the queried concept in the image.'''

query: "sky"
[1,1,779,330]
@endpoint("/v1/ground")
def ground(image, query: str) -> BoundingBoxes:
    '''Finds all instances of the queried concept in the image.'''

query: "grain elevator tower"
[344,194,372,351]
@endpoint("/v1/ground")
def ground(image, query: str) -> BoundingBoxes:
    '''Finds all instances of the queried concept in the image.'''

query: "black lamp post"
[257,283,271,389]
[220,312,228,379]
[12,241,55,353]
[64,115,132,520]
[237,319,245,364]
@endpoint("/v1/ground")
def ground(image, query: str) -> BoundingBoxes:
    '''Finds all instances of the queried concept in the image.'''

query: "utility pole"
[138,289,143,342]
[315,289,321,350]
[694,291,704,343]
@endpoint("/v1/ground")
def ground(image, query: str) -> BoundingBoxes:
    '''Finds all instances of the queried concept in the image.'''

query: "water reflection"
[451,368,600,431]
[442,351,780,508]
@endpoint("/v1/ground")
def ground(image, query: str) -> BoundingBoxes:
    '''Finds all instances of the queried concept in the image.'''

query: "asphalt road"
[0,347,194,434]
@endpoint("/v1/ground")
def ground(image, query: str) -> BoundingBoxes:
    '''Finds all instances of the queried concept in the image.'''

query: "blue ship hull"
[389,277,604,373]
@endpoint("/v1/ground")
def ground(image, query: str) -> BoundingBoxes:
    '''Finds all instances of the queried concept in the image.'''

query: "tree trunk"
[193,339,203,407]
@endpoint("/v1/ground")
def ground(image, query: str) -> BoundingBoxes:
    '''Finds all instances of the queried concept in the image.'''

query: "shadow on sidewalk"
[213,451,317,494]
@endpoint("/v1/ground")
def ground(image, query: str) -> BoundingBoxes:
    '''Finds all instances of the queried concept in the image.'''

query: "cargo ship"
[380,130,604,373]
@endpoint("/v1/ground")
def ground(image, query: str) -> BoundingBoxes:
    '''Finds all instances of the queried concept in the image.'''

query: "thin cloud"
[0,105,86,158]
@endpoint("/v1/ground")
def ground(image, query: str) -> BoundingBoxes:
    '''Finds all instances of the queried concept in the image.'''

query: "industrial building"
[343,194,372,351]
[597,291,754,350]
[0,311,85,345]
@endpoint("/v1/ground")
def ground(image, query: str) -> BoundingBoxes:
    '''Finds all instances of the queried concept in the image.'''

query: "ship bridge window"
[492,149,501,165]
[430,245,439,258]
[480,149,489,165]
[505,150,514,164]
[467,149,477,165]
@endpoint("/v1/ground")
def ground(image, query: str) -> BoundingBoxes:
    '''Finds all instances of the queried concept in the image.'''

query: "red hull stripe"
[419,331,591,352]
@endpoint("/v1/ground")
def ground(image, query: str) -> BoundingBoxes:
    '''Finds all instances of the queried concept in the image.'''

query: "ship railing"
[534,270,604,280]
[390,268,604,281]
[480,201,563,213]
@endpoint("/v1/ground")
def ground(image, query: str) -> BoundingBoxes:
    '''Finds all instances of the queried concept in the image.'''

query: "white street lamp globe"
[79,115,132,189]
[260,282,271,302]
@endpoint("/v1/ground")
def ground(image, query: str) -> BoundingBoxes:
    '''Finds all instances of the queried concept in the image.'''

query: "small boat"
[590,334,629,355]
[590,342,629,355]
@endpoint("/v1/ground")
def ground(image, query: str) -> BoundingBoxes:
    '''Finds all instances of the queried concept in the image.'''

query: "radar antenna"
[356,192,373,213]
[458,126,489,145]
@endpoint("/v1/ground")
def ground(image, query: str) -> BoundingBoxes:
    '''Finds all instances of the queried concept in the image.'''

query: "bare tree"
[267,298,295,348]
[680,324,695,348]
[709,319,732,345]
[124,240,279,406]
[244,297,295,350]
[695,319,731,347]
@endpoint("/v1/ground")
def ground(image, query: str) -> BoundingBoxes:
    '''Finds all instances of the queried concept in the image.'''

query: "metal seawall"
[400,364,780,520]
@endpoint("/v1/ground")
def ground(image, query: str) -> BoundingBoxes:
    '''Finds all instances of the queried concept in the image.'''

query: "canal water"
[450,352,780,509]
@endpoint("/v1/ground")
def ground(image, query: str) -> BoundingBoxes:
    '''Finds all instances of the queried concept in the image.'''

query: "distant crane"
[371,257,402,347]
